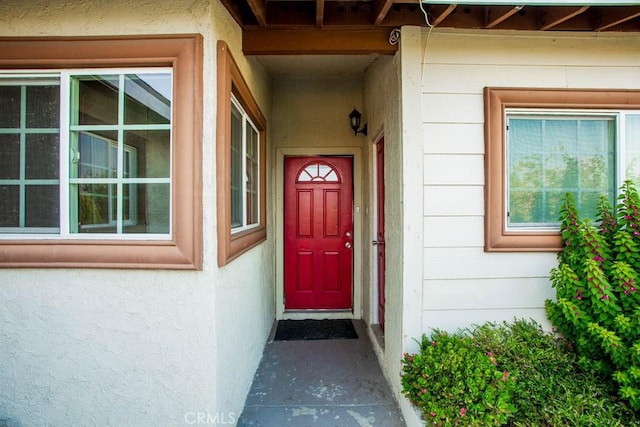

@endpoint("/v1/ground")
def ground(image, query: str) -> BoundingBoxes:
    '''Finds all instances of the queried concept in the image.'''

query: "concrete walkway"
[238,320,405,427]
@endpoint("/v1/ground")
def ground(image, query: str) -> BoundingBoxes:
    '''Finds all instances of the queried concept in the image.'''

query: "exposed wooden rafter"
[316,0,325,27]
[219,0,245,25]
[246,0,268,27]
[485,5,524,29]
[431,4,457,27]
[595,6,640,31]
[539,5,590,30]
[374,0,395,26]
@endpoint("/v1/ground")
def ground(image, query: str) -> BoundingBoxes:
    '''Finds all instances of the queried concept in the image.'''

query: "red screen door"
[375,139,386,330]
[284,156,354,310]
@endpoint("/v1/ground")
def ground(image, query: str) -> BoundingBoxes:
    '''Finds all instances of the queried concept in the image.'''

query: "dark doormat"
[274,319,358,341]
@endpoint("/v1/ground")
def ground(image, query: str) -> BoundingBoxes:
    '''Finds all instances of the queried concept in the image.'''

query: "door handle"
[372,240,385,245]
[345,242,352,249]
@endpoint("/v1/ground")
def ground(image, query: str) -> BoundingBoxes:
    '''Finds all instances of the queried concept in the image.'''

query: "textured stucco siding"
[362,44,405,402]
[0,1,275,426]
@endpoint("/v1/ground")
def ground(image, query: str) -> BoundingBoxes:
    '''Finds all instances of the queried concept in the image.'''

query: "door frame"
[373,135,385,329]
[275,147,363,320]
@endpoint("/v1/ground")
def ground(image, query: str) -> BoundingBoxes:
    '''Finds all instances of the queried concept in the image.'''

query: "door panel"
[284,156,353,310]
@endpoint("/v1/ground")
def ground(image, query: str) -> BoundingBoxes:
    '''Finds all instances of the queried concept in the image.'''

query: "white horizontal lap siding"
[424,248,558,280]
[422,31,639,67]
[424,216,484,247]
[424,186,483,216]
[419,29,640,332]
[423,278,556,311]
[424,123,484,154]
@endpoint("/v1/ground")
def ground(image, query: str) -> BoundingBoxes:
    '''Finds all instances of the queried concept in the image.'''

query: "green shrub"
[471,319,637,426]
[402,320,638,426]
[401,330,516,426]
[546,180,640,411]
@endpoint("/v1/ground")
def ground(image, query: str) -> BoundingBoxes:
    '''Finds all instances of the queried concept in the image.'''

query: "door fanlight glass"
[296,162,340,183]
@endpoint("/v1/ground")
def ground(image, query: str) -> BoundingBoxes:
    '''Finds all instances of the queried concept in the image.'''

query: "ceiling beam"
[431,4,458,27]
[539,5,590,30]
[374,0,395,25]
[485,5,524,29]
[246,0,267,27]
[595,6,640,30]
[219,0,244,26]
[242,28,398,55]
[316,0,325,27]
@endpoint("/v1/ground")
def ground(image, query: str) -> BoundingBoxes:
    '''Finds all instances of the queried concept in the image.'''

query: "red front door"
[375,139,386,330]
[284,156,353,310]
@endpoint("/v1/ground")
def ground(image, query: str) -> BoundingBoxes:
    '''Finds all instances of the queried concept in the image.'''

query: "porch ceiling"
[221,1,640,55]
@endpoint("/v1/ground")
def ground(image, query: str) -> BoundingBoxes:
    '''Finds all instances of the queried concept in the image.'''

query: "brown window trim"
[484,87,640,252]
[0,34,203,269]
[216,41,267,266]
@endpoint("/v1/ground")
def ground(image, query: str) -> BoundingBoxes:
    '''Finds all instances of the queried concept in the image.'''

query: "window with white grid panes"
[230,94,260,233]
[0,78,60,232]
[0,69,172,238]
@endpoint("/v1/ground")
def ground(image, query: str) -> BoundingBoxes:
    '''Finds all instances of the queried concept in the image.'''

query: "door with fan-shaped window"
[284,156,353,310]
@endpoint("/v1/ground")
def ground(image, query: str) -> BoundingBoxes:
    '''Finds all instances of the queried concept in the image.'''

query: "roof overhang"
[220,1,640,56]
[420,0,640,4]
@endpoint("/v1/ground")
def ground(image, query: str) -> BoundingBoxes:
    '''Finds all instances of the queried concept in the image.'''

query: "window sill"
[0,239,198,269]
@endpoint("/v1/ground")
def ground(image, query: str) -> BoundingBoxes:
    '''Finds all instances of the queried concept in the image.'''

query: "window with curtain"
[485,88,640,251]
[506,112,624,230]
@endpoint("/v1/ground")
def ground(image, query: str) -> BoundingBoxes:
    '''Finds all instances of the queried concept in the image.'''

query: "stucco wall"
[0,1,275,426]
[271,77,364,149]
[362,53,403,384]
[418,29,640,333]
[209,0,274,418]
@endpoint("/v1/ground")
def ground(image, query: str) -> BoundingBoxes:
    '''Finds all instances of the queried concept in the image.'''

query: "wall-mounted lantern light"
[349,107,368,136]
